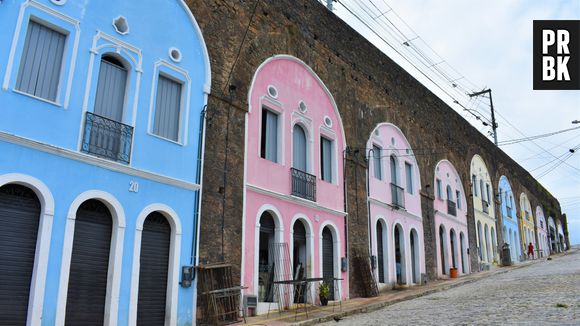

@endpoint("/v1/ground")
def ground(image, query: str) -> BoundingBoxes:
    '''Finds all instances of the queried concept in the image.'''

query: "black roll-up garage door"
[65,199,112,326]
[377,222,385,283]
[322,227,334,300]
[0,184,40,326]
[137,212,171,325]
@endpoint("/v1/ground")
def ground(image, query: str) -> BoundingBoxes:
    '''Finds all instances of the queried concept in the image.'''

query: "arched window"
[292,125,307,172]
[446,185,453,201]
[94,55,128,122]
[390,156,398,185]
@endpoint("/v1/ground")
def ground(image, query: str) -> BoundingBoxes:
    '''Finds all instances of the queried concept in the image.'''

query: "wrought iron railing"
[390,183,405,209]
[81,112,133,164]
[482,199,489,214]
[447,200,457,216]
[291,168,316,201]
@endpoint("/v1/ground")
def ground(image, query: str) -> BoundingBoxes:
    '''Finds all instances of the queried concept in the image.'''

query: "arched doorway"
[137,212,171,325]
[258,212,276,302]
[377,221,385,283]
[460,232,467,274]
[450,229,457,269]
[322,227,335,300]
[394,224,406,284]
[477,221,484,262]
[66,199,113,325]
[0,184,41,325]
[484,224,491,263]
[293,220,307,303]
[491,227,497,262]
[410,229,419,284]
[439,225,447,275]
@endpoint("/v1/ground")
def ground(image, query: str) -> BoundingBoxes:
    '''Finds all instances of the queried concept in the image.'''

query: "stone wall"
[189,0,564,297]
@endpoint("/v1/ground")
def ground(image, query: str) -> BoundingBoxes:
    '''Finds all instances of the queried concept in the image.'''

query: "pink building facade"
[241,56,347,313]
[367,123,425,288]
[433,160,470,278]
[535,206,549,258]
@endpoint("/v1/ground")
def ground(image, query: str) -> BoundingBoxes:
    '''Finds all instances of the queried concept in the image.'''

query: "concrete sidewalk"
[240,258,548,326]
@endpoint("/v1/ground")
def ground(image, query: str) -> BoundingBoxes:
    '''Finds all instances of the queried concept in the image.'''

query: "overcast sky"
[329,0,580,245]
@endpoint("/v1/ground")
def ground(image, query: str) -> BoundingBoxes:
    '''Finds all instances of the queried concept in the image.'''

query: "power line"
[498,126,580,146]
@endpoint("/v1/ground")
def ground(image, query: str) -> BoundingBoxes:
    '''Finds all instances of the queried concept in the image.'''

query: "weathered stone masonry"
[189,0,566,297]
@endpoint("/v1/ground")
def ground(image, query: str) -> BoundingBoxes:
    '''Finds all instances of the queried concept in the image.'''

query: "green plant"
[319,283,330,299]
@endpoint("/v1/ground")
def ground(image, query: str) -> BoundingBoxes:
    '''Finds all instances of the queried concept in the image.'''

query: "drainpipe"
[192,106,208,266]
[366,148,372,258]
[343,148,349,259]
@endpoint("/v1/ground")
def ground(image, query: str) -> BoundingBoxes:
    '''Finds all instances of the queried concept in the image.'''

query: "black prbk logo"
[533,20,580,90]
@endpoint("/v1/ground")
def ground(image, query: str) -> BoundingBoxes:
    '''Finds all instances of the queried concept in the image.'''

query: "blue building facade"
[498,176,521,262]
[0,0,210,325]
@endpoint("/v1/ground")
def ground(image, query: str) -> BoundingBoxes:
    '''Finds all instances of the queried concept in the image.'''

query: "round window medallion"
[267,85,278,98]
[298,100,307,113]
[50,0,67,5]
[324,116,332,128]
[169,47,182,62]
[374,129,379,136]
[113,16,129,35]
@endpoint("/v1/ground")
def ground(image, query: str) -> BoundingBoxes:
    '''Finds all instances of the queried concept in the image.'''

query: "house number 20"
[129,181,139,193]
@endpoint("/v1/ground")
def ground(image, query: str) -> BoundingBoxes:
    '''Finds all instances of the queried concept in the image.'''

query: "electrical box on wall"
[180,265,194,288]
[341,257,348,272]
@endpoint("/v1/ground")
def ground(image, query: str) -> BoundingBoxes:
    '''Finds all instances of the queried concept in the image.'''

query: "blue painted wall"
[499,176,522,262]
[0,0,209,325]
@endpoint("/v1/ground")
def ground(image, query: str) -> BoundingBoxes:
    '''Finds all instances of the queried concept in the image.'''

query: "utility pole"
[469,89,498,145]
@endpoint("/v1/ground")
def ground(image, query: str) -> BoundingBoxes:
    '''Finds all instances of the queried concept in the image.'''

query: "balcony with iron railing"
[390,183,405,209]
[482,199,489,214]
[81,112,134,164]
[447,200,457,216]
[291,168,316,201]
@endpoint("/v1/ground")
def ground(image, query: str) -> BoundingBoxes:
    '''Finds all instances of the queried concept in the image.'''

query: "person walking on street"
[528,242,534,259]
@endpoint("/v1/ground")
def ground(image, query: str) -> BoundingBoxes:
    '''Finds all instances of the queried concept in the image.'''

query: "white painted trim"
[56,190,126,326]
[371,216,389,285]
[246,183,346,217]
[0,132,200,191]
[3,0,80,109]
[291,113,314,173]
[253,204,285,299]
[176,0,211,94]
[0,173,55,326]
[147,60,192,145]
[289,214,316,301]
[434,210,468,227]
[367,197,422,222]
[240,112,249,296]
[129,204,182,326]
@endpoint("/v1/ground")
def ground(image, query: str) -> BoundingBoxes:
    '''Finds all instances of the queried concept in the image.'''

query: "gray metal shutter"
[439,226,446,275]
[94,57,127,122]
[153,75,182,141]
[137,212,171,325]
[65,200,112,326]
[376,222,384,283]
[0,185,40,326]
[405,162,413,194]
[293,125,307,171]
[16,21,66,102]
[322,227,334,300]
[321,137,332,182]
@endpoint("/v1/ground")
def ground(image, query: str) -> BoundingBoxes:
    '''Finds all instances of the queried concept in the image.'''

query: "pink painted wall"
[434,160,470,278]
[536,206,549,256]
[367,123,425,286]
[243,56,347,303]
[246,56,345,211]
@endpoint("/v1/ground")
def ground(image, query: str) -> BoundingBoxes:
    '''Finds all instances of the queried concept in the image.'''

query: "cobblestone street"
[323,248,580,325]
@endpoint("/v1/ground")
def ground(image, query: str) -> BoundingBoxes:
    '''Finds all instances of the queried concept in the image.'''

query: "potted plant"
[319,282,330,306]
